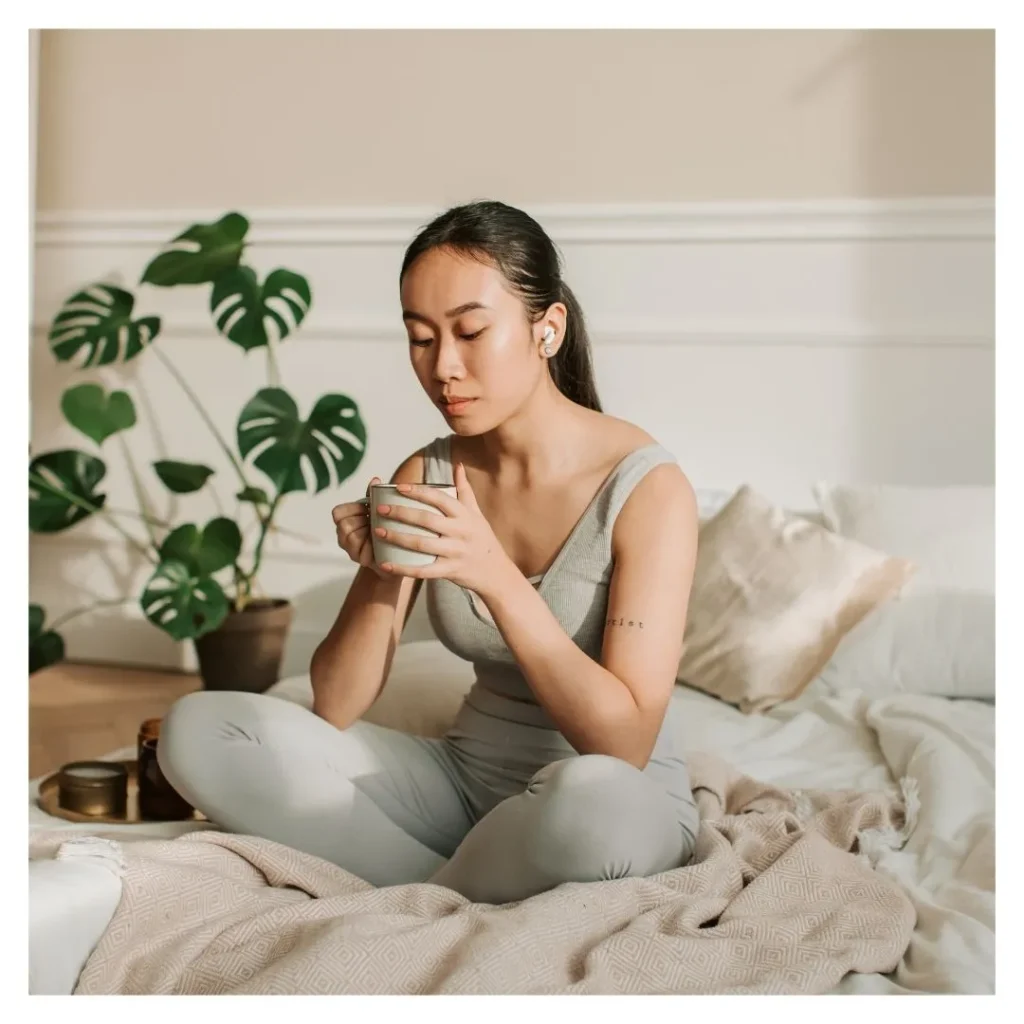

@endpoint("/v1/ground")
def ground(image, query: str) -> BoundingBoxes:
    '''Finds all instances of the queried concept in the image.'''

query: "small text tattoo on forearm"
[606,617,644,629]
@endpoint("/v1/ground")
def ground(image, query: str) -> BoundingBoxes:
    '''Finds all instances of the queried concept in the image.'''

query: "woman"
[158,200,701,905]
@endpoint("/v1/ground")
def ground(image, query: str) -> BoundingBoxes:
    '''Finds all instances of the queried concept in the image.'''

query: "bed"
[28,483,996,995]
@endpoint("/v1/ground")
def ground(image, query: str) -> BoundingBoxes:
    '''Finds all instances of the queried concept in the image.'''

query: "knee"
[156,690,254,794]
[524,756,683,882]
[528,754,638,800]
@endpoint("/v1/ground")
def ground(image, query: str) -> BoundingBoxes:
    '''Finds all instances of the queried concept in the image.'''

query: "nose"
[431,335,465,383]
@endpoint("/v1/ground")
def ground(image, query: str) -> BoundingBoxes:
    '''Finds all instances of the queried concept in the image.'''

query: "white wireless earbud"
[542,327,555,356]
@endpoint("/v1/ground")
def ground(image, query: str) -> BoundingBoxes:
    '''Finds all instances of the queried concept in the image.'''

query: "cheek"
[478,327,535,380]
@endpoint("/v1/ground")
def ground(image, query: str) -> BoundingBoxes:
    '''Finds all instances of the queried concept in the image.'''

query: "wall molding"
[34,197,995,247]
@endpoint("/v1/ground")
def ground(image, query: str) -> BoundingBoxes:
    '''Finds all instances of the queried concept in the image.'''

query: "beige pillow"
[678,486,915,712]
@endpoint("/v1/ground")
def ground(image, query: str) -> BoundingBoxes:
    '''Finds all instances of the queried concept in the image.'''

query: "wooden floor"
[29,662,201,778]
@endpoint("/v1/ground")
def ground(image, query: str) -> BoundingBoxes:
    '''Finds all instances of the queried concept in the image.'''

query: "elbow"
[618,742,655,771]
[309,649,349,730]
[311,692,355,731]
[588,709,658,770]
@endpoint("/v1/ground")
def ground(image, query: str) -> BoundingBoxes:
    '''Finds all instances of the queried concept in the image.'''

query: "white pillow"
[812,483,995,699]
[816,589,995,700]
[813,483,994,594]
[268,639,475,737]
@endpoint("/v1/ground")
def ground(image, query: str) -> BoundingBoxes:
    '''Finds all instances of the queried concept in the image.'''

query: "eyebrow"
[402,302,491,325]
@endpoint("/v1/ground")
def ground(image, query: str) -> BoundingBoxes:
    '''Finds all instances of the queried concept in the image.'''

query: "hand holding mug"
[331,476,391,580]
[372,463,514,598]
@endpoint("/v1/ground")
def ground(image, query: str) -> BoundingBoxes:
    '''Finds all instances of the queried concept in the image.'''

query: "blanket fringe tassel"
[55,836,126,879]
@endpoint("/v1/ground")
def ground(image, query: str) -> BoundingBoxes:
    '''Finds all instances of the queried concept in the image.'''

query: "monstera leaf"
[61,383,137,445]
[211,267,312,350]
[48,285,161,366]
[153,460,215,494]
[141,213,249,287]
[140,561,230,641]
[158,518,242,576]
[29,604,65,674]
[29,450,107,533]
[237,388,366,496]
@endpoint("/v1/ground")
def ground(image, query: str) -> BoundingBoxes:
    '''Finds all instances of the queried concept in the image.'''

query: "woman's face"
[400,247,551,435]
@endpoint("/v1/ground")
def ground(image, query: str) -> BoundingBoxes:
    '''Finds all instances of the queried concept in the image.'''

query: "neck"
[471,378,592,481]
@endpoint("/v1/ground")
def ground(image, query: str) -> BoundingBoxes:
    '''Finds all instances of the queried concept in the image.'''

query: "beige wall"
[36,28,993,210]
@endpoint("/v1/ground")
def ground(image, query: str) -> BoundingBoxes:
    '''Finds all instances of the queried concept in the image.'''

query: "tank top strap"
[561,443,678,560]
[421,435,455,485]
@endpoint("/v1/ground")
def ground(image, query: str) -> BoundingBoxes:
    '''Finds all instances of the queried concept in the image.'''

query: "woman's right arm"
[309,449,425,729]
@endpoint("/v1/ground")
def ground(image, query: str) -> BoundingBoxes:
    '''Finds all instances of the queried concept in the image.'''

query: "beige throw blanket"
[33,753,916,995]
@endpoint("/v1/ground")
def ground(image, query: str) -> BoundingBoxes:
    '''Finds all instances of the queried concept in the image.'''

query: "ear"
[536,301,569,358]
[536,303,568,356]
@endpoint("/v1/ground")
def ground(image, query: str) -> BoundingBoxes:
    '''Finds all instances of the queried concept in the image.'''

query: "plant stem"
[266,335,281,388]
[206,479,225,517]
[150,344,251,492]
[107,506,173,529]
[50,597,133,632]
[236,493,282,603]
[29,472,157,564]
[117,434,160,549]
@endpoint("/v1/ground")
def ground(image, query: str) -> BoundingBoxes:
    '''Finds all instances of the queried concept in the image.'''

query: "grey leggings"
[158,691,694,905]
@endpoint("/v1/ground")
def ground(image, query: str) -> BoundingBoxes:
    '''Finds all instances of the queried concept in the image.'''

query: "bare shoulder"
[391,448,426,485]
[612,458,698,555]
[583,410,657,453]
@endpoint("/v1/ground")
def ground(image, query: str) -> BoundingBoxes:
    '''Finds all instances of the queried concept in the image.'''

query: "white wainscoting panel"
[29,199,994,671]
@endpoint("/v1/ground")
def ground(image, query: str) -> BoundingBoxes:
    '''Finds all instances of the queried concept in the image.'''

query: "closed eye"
[408,328,485,346]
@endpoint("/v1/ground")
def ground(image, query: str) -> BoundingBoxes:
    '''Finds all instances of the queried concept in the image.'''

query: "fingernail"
[377,504,390,513]
[375,527,386,537]
[396,483,411,493]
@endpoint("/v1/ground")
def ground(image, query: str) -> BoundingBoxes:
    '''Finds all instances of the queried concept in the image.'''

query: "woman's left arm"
[480,463,699,767]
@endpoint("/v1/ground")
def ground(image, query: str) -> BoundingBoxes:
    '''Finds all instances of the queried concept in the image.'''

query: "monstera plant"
[29,213,367,690]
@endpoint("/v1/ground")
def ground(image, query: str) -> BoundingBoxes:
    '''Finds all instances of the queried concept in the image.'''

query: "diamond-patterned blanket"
[35,752,916,994]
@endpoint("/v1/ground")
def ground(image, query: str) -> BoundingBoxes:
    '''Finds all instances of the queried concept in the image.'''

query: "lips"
[440,396,476,415]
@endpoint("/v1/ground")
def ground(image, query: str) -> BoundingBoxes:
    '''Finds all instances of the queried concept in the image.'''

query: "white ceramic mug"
[360,483,457,568]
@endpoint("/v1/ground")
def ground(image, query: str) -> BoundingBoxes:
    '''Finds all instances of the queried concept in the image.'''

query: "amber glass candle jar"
[137,718,195,820]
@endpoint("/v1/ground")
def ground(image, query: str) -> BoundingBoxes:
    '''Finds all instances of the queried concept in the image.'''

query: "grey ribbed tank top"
[421,435,699,837]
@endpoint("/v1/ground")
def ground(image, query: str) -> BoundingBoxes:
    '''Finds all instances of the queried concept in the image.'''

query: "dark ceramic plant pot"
[193,598,294,693]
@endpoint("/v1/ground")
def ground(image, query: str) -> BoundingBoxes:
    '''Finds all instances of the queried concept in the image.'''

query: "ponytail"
[550,282,602,412]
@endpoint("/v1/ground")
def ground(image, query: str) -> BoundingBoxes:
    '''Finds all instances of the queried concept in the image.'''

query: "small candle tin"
[57,760,129,817]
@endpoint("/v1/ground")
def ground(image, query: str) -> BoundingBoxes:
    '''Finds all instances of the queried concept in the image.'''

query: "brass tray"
[37,759,206,825]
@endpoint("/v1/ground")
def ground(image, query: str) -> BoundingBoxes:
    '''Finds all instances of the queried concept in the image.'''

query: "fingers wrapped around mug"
[373,501,455,534]
[392,482,463,516]
[374,533,455,578]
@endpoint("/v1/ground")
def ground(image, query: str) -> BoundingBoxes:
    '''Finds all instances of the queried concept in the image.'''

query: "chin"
[443,404,503,437]
[447,417,488,437]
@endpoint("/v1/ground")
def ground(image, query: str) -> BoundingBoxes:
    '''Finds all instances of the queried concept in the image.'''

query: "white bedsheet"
[29,673,995,994]
[671,680,995,994]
